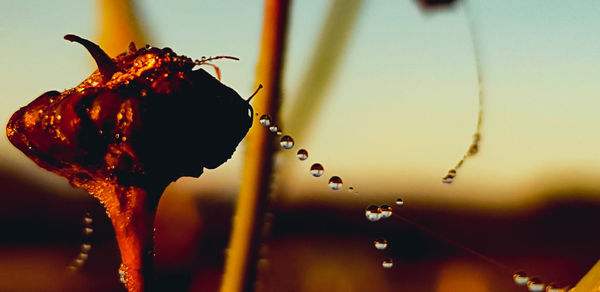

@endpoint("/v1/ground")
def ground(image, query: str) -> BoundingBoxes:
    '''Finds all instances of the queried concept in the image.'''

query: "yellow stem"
[220,1,290,291]
[97,0,148,56]
[286,0,363,141]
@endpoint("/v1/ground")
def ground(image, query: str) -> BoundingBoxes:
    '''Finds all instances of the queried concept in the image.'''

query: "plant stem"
[286,0,363,141]
[94,183,165,292]
[97,0,148,56]
[220,1,290,291]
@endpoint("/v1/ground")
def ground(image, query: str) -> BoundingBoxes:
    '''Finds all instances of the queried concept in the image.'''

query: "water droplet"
[268,125,279,132]
[365,205,382,222]
[279,135,294,149]
[81,242,92,253]
[382,258,393,269]
[546,283,568,292]
[527,278,545,292]
[328,176,343,190]
[374,238,388,250]
[276,130,282,136]
[310,163,324,177]
[380,205,392,218]
[259,114,272,126]
[119,264,127,284]
[83,227,94,236]
[442,177,454,184]
[396,198,404,206]
[296,149,308,160]
[442,169,456,184]
[513,272,529,286]
[83,213,93,225]
[77,253,89,260]
[545,284,568,292]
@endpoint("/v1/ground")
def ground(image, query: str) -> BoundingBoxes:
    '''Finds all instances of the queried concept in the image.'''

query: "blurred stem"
[571,259,600,291]
[286,0,363,141]
[220,1,290,291]
[97,0,148,56]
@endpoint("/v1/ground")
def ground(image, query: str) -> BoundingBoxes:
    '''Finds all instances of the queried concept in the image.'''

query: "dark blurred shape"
[415,0,458,10]
[2,164,600,291]
[7,35,253,190]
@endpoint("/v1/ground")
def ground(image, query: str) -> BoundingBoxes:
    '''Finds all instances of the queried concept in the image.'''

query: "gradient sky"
[1,1,599,208]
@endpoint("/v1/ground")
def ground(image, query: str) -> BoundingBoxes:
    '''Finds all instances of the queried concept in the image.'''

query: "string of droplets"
[441,1,484,185]
[67,212,94,272]
[257,112,570,291]
[259,114,345,191]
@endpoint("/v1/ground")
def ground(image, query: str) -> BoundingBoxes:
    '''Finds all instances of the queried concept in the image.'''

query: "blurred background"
[1,0,599,291]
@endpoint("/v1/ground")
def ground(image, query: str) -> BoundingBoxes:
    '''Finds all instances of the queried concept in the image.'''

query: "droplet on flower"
[119,264,128,285]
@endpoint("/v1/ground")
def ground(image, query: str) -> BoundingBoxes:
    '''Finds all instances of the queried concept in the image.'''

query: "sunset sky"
[1,0,599,208]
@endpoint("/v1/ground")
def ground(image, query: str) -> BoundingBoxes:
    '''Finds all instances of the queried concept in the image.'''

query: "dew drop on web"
[382,258,393,269]
[269,125,279,133]
[328,176,343,190]
[526,277,545,292]
[310,163,324,177]
[380,205,392,218]
[396,198,404,206]
[365,205,382,222]
[259,114,272,126]
[82,213,93,225]
[81,242,92,253]
[279,135,294,149]
[83,227,94,236]
[544,284,567,292]
[442,169,456,184]
[513,272,529,286]
[296,149,308,160]
[374,238,388,250]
